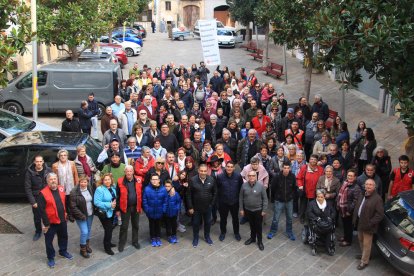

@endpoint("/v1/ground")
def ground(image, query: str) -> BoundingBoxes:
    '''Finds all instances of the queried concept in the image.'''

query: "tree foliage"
[226,0,257,26]
[316,0,414,130]
[37,0,149,61]
[0,0,33,86]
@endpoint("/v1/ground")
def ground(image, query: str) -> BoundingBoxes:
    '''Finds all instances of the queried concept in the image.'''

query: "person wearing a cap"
[100,153,126,185]
[97,138,128,165]
[144,157,169,187]
[278,107,296,143]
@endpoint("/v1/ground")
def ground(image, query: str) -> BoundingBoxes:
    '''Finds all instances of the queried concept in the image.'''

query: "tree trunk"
[246,24,251,42]
[304,64,312,102]
[70,46,79,61]
[340,71,346,121]
[108,30,112,43]
[262,24,270,68]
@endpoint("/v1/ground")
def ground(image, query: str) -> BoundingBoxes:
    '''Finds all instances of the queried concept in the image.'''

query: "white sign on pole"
[198,20,221,66]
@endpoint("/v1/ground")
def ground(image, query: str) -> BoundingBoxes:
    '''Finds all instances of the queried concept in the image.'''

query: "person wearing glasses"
[135,110,151,133]
[239,170,268,251]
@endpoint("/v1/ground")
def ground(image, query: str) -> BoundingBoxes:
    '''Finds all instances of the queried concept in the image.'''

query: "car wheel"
[125,48,134,57]
[4,101,23,114]
[179,35,184,41]
[97,103,105,119]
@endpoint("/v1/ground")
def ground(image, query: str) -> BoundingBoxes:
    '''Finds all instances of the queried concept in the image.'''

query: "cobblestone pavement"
[0,32,405,275]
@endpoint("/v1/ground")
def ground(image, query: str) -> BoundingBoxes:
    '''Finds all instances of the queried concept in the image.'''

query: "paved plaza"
[0,32,407,275]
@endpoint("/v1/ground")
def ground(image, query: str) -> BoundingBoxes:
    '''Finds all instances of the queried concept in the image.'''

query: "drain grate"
[0,216,22,234]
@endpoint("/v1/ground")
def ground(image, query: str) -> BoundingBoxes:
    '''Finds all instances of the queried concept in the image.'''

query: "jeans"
[91,116,98,139]
[98,216,114,250]
[219,203,239,235]
[245,209,263,242]
[192,206,212,239]
[269,200,293,234]
[119,206,140,248]
[148,218,161,238]
[44,222,68,259]
[165,216,177,236]
[32,201,42,234]
[76,215,94,245]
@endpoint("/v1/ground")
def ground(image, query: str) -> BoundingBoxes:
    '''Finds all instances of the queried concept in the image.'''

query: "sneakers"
[47,258,55,268]
[156,237,162,247]
[33,232,42,241]
[219,233,226,241]
[151,238,157,247]
[168,236,174,244]
[192,237,199,248]
[177,224,186,233]
[267,232,276,239]
[59,251,73,260]
[205,236,213,246]
[234,233,241,241]
[286,232,296,241]
[292,213,298,218]
[171,235,178,243]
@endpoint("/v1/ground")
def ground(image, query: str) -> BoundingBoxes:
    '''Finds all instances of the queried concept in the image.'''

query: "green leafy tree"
[0,0,33,86]
[37,0,110,61]
[227,0,257,41]
[268,0,327,101]
[316,1,414,131]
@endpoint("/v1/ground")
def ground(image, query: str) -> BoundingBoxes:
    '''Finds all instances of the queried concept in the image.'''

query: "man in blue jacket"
[216,161,243,242]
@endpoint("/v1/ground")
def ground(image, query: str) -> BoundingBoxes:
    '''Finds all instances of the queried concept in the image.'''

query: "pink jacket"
[240,164,269,188]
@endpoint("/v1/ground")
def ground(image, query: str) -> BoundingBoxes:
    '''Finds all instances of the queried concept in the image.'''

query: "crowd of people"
[25,61,413,270]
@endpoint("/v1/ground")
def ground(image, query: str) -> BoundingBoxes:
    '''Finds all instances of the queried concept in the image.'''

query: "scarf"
[58,161,74,195]
[141,155,149,167]
[78,155,91,177]
[338,180,352,216]
[316,199,327,212]
[152,147,162,158]
[178,157,186,171]
[324,177,333,192]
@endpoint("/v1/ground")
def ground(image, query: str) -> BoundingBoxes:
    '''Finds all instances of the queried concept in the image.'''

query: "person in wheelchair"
[307,189,336,256]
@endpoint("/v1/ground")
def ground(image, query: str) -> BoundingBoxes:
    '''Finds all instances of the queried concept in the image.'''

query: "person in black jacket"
[69,176,94,258]
[78,101,93,135]
[24,155,52,241]
[186,164,217,248]
[61,110,81,133]
[87,93,100,140]
[311,94,329,121]
[216,161,243,242]
[267,163,297,241]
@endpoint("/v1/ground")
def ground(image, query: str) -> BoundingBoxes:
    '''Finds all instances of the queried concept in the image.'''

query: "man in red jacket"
[388,155,414,199]
[252,109,271,138]
[38,173,73,268]
[296,154,324,224]
[116,165,143,252]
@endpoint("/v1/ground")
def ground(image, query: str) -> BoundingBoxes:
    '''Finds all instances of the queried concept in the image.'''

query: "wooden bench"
[244,41,258,52]
[261,62,284,78]
[325,109,339,129]
[248,49,263,61]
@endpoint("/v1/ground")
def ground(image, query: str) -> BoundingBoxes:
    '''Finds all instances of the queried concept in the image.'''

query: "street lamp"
[31,0,38,120]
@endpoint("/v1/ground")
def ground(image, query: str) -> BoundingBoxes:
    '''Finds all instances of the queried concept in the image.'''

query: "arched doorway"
[183,5,200,29]
[213,5,234,27]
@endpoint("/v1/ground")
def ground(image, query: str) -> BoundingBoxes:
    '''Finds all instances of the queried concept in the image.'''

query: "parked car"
[132,24,147,38]
[0,131,102,198]
[217,29,243,48]
[112,32,143,47]
[84,47,128,68]
[99,36,142,57]
[0,108,58,142]
[0,62,122,118]
[58,52,119,66]
[172,27,192,41]
[113,27,143,39]
[376,190,414,275]
[194,20,225,37]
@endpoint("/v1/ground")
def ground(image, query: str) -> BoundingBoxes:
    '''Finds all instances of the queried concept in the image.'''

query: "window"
[0,148,27,169]
[165,1,171,11]
[16,71,48,89]
[27,147,60,167]
[52,72,112,89]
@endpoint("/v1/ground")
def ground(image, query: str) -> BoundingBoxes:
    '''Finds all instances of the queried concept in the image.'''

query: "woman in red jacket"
[134,146,155,183]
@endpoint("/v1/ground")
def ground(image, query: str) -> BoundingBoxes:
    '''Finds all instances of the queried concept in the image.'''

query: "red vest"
[165,162,179,178]
[118,177,142,213]
[40,186,66,224]
[391,168,414,197]
[284,129,304,150]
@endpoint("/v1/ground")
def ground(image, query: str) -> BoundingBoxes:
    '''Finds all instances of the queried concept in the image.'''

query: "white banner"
[198,20,221,66]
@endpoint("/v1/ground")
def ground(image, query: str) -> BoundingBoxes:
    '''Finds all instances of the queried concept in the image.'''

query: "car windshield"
[217,30,233,36]
[85,136,103,162]
[385,196,414,238]
[0,110,35,134]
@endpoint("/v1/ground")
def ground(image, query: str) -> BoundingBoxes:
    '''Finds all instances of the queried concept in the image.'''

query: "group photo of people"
[25,61,413,270]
